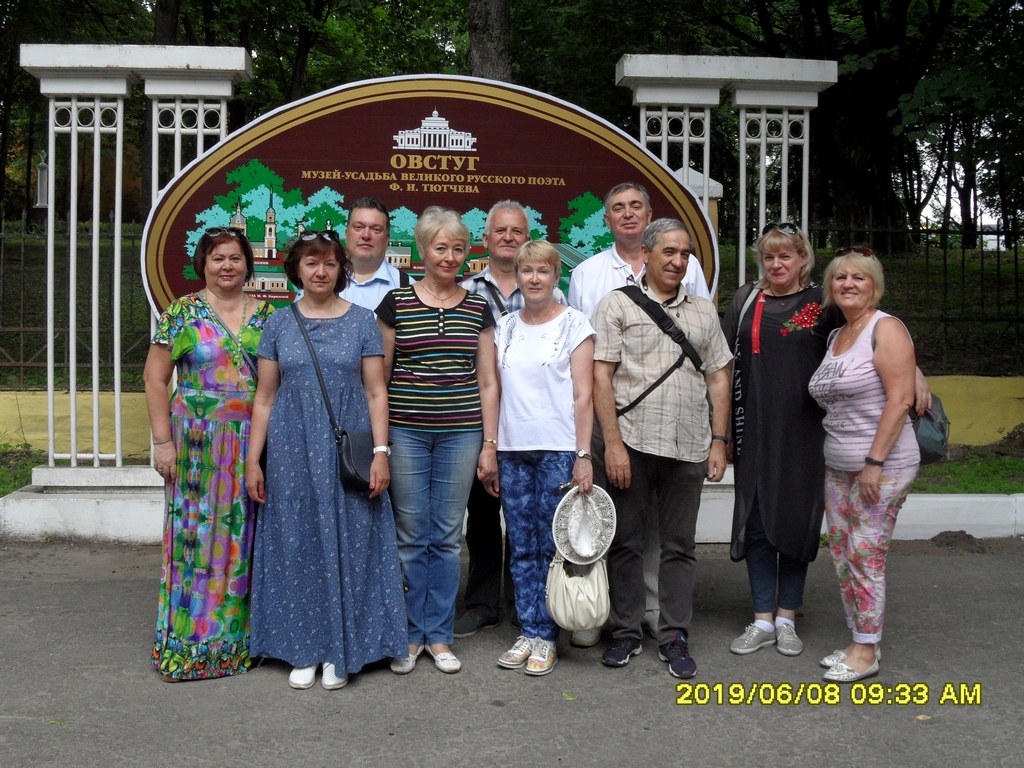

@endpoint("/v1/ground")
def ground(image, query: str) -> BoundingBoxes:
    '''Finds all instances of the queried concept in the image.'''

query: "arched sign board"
[143,75,718,312]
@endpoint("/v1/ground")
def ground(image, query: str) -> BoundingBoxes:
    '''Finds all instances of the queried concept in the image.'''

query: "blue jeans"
[498,450,574,642]
[389,428,481,646]
[745,499,809,614]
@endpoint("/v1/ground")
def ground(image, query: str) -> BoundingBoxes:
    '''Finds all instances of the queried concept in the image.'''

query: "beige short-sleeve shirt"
[593,282,732,462]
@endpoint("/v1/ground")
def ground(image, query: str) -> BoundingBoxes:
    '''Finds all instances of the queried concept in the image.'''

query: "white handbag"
[545,554,610,632]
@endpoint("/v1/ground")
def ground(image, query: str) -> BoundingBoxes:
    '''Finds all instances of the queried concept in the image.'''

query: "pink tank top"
[808,311,919,471]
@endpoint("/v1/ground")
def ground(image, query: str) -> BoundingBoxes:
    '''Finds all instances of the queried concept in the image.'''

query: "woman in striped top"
[376,206,500,675]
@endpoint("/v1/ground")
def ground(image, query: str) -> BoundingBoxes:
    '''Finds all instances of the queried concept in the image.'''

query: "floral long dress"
[151,292,273,680]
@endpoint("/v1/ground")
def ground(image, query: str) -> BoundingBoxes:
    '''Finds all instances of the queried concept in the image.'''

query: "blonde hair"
[514,239,561,274]
[414,206,469,255]
[822,249,885,308]
[755,225,815,290]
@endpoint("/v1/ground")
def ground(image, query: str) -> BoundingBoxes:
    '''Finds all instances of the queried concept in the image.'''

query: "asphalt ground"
[0,533,1020,768]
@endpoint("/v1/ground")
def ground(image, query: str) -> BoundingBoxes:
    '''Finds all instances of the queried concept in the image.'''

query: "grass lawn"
[2,438,1020,497]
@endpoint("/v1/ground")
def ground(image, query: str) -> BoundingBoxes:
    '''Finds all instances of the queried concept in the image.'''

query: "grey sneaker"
[730,623,776,655]
[775,624,804,656]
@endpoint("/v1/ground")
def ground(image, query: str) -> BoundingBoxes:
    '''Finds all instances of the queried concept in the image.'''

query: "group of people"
[146,183,927,690]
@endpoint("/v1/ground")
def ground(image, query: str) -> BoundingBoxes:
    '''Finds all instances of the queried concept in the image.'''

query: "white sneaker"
[498,636,534,669]
[571,629,601,647]
[525,639,557,676]
[775,624,804,656]
[288,665,317,689]
[729,623,776,655]
[321,663,348,690]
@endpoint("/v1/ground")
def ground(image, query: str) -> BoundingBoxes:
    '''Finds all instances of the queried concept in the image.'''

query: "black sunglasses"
[299,230,340,242]
[835,246,876,258]
[761,222,799,236]
[205,226,245,238]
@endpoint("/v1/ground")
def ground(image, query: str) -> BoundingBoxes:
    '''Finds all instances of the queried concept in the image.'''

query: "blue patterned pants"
[497,450,575,642]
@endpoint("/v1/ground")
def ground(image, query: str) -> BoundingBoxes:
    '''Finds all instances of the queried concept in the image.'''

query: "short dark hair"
[604,182,651,209]
[347,196,391,232]
[283,232,349,294]
[193,227,255,281]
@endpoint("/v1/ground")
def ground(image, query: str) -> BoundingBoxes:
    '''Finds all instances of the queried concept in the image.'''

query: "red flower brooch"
[780,302,822,336]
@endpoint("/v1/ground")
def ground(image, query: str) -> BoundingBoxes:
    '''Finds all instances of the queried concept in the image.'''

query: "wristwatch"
[373,445,391,457]
[576,450,593,461]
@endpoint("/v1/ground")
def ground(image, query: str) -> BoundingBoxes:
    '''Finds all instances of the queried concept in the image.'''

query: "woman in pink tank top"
[808,247,920,684]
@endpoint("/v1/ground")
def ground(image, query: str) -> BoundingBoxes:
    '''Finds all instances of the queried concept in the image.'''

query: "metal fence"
[0,226,153,390]
[810,223,1022,376]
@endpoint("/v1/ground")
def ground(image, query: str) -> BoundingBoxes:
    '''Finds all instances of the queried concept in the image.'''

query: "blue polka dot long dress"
[249,305,407,673]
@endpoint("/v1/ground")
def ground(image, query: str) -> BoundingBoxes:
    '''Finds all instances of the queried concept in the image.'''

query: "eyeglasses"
[761,222,799,236]
[299,230,340,242]
[205,227,245,238]
[835,246,876,258]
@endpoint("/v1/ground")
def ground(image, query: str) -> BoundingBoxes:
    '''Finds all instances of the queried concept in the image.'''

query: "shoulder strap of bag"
[290,303,343,442]
[735,283,760,347]
[399,269,411,287]
[483,280,509,316]
[614,285,704,417]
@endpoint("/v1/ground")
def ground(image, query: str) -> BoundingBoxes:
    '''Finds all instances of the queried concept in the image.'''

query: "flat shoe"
[426,647,462,674]
[823,659,879,683]
[390,645,423,675]
[288,665,317,689]
[321,663,348,690]
[819,646,881,669]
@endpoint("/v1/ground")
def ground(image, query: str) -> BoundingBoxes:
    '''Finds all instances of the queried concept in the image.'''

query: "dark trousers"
[606,445,706,646]
[745,499,809,614]
[462,476,514,620]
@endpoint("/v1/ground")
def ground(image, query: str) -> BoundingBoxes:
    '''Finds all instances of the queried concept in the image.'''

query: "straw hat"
[551,485,616,565]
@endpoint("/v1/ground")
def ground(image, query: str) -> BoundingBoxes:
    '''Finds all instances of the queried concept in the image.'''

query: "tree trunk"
[468,0,511,81]
[152,0,181,45]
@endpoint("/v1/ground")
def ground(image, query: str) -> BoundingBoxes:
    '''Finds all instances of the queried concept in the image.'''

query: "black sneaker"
[453,610,498,638]
[659,638,697,679]
[601,636,642,667]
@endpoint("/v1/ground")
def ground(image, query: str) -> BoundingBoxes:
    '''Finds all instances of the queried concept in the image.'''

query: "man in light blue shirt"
[339,196,411,310]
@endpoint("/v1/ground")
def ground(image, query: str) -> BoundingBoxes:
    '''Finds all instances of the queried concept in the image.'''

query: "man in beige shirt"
[592,218,731,679]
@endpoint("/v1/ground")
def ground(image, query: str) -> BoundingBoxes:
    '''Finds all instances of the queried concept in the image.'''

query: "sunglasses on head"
[299,230,340,242]
[205,226,245,238]
[835,246,876,258]
[761,222,799,236]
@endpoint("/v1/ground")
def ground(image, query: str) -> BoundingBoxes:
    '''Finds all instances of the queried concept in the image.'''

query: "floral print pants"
[823,465,917,644]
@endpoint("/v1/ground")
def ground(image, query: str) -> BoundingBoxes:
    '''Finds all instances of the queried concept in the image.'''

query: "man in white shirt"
[568,182,710,318]
[567,182,711,646]
[339,196,410,310]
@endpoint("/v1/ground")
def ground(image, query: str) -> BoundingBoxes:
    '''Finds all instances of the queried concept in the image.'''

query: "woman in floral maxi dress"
[144,227,273,681]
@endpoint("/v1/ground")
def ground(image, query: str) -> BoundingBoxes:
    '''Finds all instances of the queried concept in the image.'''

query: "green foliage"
[914,455,1024,495]
[0,443,46,497]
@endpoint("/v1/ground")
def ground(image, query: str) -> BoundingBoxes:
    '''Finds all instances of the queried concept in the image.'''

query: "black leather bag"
[338,430,375,493]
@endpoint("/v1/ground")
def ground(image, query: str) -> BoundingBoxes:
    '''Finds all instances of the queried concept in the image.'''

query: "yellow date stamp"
[674,681,981,706]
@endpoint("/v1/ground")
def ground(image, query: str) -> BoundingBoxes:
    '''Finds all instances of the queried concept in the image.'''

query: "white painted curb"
[2,466,1019,543]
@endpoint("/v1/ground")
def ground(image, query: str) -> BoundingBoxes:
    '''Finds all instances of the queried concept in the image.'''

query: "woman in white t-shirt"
[492,240,596,677]
[808,247,919,684]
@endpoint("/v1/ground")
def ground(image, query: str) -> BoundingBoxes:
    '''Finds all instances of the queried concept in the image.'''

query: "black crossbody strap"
[614,285,705,417]
[290,304,343,444]
[483,280,509,316]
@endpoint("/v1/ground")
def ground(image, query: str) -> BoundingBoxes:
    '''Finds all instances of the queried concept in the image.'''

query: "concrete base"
[2,466,1020,543]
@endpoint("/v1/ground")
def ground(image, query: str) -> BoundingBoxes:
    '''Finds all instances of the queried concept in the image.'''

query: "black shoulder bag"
[614,285,705,417]
[290,303,375,493]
